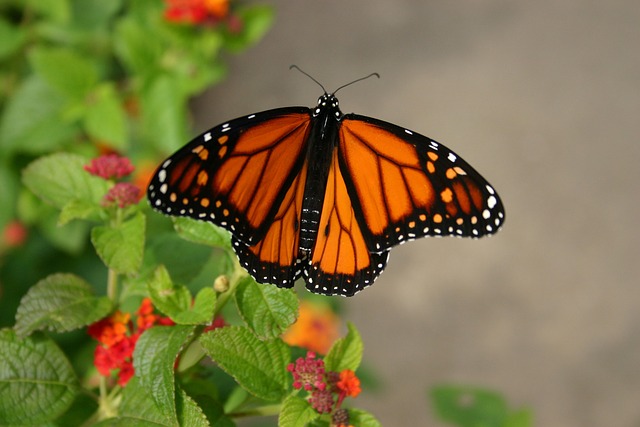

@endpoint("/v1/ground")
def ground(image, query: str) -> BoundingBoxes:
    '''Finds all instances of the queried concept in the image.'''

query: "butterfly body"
[148,92,504,296]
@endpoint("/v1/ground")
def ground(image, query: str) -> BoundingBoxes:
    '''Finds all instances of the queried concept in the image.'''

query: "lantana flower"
[102,182,141,208]
[85,154,135,180]
[88,298,174,386]
[164,0,229,25]
[287,351,363,420]
[282,301,339,355]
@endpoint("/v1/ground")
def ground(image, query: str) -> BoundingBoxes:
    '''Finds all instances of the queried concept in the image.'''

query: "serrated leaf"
[199,326,289,401]
[171,287,215,325]
[29,46,98,100]
[173,217,231,249]
[133,325,195,423]
[235,276,298,339]
[59,198,105,225]
[430,385,510,427]
[148,265,192,315]
[94,376,166,426]
[14,273,112,338]
[0,77,76,154]
[22,152,110,209]
[84,84,127,149]
[278,395,320,427]
[91,211,145,273]
[324,322,363,373]
[0,330,79,425]
[176,386,210,427]
[189,394,234,427]
[349,408,382,427]
[148,266,215,324]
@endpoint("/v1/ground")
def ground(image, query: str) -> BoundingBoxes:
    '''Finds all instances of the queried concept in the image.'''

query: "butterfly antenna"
[289,65,327,94]
[332,72,380,95]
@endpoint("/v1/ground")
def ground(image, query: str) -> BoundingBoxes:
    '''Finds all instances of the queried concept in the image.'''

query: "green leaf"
[29,46,98,100]
[235,276,298,339]
[175,287,215,324]
[58,198,104,225]
[91,211,145,273]
[0,77,77,154]
[113,17,163,76]
[133,324,196,422]
[27,0,71,23]
[0,18,27,60]
[22,152,110,209]
[188,394,234,427]
[148,265,191,314]
[95,376,167,426]
[324,322,363,372]
[14,273,112,338]
[69,0,123,30]
[504,409,534,427]
[225,5,274,52]
[173,217,231,249]
[140,75,187,152]
[349,408,383,427]
[84,84,127,149]
[431,385,511,427]
[278,395,320,427]
[199,326,290,401]
[176,386,210,427]
[0,330,79,425]
[148,266,215,324]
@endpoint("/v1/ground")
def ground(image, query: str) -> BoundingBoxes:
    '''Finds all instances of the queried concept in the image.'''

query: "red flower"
[2,220,28,248]
[309,388,334,414]
[164,0,229,24]
[203,315,226,332]
[117,361,135,386]
[102,182,140,208]
[287,351,326,391]
[89,299,174,387]
[88,311,130,347]
[85,154,135,180]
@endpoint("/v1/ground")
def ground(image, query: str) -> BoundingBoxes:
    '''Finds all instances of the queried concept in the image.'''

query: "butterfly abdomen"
[298,99,341,253]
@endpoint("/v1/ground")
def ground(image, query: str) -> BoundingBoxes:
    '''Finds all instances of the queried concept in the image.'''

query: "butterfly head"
[314,93,343,120]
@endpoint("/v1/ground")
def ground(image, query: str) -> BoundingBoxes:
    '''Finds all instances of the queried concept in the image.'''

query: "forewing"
[148,107,312,246]
[338,114,505,252]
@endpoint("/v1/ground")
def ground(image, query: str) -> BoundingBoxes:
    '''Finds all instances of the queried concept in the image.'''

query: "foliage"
[0,1,530,425]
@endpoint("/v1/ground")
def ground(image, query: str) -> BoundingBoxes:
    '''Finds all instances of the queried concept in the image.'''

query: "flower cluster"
[288,351,361,425]
[88,298,174,386]
[85,154,135,180]
[85,154,141,209]
[164,0,229,25]
[282,301,340,355]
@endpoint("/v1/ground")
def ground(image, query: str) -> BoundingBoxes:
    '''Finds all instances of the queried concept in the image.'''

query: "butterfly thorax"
[298,94,342,253]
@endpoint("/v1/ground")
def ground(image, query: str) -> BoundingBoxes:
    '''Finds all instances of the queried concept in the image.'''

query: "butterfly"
[147,68,505,297]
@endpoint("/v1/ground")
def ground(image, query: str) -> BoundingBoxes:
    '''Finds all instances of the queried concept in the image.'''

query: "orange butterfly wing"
[305,150,389,296]
[148,108,312,285]
[339,115,504,251]
[304,114,504,296]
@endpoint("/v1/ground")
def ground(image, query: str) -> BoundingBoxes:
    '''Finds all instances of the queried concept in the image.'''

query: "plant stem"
[107,268,118,301]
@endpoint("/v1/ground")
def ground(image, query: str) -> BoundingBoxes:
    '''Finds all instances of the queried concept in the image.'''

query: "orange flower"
[336,369,361,398]
[282,301,340,355]
[88,311,130,347]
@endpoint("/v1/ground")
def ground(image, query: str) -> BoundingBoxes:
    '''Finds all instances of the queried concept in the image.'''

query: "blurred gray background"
[193,1,640,425]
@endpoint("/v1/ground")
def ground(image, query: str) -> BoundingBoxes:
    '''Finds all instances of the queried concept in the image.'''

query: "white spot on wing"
[204,132,212,142]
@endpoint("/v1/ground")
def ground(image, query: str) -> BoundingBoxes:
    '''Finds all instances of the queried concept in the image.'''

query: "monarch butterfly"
[147,68,505,297]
